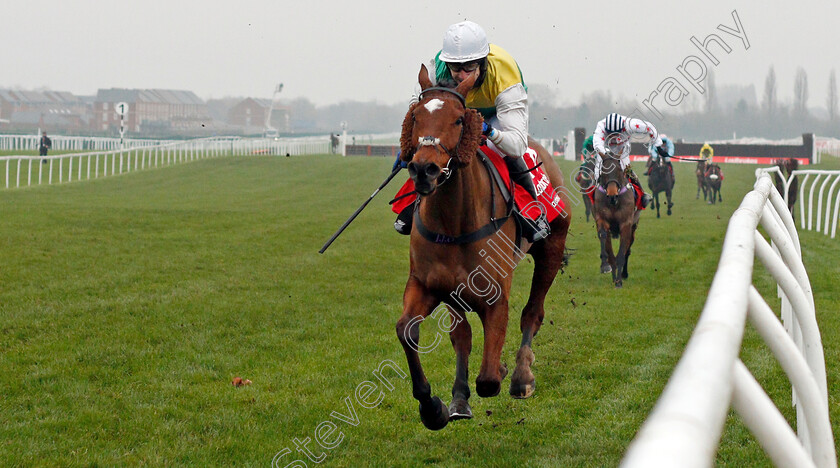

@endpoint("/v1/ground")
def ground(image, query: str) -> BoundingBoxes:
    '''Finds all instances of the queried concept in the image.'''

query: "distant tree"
[828,69,838,122]
[705,69,718,113]
[763,66,777,114]
[734,98,748,117]
[793,67,809,116]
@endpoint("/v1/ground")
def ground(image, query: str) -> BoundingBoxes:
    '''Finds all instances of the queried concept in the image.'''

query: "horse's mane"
[398,96,483,167]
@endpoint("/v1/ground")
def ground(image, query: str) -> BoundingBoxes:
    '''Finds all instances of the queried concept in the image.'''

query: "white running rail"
[621,174,835,468]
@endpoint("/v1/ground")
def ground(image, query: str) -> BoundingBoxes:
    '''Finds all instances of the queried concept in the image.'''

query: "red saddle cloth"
[391,145,566,223]
[586,183,647,211]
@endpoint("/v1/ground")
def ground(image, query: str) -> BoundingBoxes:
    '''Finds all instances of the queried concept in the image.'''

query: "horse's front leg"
[475,299,509,398]
[396,277,449,430]
[666,188,673,216]
[614,222,634,288]
[654,192,661,218]
[597,222,613,274]
[447,308,473,420]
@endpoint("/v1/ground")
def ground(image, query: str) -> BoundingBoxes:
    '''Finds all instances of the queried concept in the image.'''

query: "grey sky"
[4,0,839,112]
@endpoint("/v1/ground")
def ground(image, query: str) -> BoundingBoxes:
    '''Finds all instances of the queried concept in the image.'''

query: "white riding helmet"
[440,21,490,63]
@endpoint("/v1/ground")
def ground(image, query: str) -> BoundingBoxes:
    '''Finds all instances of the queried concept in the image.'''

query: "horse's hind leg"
[396,278,449,430]
[510,219,568,398]
[447,308,473,420]
[666,188,673,216]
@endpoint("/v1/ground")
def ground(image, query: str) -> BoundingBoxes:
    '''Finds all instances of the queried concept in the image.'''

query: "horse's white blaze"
[424,99,445,114]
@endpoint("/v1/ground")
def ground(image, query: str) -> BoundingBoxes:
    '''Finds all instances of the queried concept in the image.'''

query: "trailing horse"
[646,157,674,218]
[394,65,571,430]
[696,160,709,201]
[705,164,723,204]
[592,156,641,288]
[773,158,799,215]
[575,157,596,222]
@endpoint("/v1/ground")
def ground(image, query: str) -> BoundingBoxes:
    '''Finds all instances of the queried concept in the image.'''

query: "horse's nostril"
[425,163,441,178]
[407,162,418,178]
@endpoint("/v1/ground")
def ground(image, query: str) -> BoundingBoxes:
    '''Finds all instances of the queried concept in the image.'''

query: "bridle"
[409,87,468,187]
[406,86,516,245]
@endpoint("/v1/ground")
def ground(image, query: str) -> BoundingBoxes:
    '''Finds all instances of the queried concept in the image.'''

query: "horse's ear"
[455,108,483,166]
[455,71,477,97]
[399,103,418,162]
[419,64,433,91]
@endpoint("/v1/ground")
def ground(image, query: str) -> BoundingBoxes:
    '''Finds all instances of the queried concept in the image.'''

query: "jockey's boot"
[505,156,550,242]
[394,205,413,235]
[505,156,539,201]
[643,158,653,175]
[628,170,652,208]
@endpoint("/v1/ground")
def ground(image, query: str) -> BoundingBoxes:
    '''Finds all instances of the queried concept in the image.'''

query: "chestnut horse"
[395,65,571,430]
[593,156,641,288]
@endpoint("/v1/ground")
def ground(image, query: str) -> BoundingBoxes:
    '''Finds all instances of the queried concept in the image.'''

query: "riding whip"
[319,166,402,254]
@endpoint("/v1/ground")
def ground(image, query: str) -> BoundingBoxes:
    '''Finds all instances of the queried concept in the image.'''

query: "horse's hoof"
[667,210,672,216]
[621,269,629,279]
[510,347,536,399]
[510,380,535,399]
[419,396,449,430]
[448,399,473,420]
[656,213,660,218]
[600,264,612,274]
[476,378,502,398]
[615,280,623,288]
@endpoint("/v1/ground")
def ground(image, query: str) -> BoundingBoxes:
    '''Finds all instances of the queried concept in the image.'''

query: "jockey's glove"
[392,151,407,171]
[481,122,497,139]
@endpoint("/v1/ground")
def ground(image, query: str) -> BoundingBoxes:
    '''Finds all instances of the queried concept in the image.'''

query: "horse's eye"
[455,117,463,125]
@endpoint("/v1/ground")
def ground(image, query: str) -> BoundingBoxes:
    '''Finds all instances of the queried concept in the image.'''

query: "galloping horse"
[647,157,674,218]
[696,160,709,201]
[395,65,571,430]
[705,164,723,204]
[773,158,800,215]
[593,156,641,288]
[575,157,596,222]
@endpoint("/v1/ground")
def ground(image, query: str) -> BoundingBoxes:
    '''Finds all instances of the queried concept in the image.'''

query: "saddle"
[392,145,565,224]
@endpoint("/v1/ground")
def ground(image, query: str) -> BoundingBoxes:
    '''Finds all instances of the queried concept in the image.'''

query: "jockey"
[582,134,596,160]
[644,134,674,176]
[592,113,665,209]
[393,21,549,241]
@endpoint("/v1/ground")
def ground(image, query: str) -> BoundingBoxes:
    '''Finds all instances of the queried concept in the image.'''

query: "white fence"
[1,137,238,189]
[0,134,172,152]
[759,166,840,239]
[621,174,835,468]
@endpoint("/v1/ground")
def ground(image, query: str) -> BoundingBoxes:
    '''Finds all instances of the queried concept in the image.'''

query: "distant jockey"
[644,134,674,177]
[592,113,668,209]
[392,20,549,242]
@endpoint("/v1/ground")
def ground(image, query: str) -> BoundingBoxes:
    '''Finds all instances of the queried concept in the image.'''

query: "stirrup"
[394,206,413,235]
[516,211,550,243]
